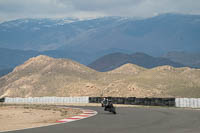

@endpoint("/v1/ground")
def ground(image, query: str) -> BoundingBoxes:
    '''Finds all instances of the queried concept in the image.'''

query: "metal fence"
[4,97,89,104]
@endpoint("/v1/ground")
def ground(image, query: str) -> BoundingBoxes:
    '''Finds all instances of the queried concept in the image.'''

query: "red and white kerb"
[56,109,97,123]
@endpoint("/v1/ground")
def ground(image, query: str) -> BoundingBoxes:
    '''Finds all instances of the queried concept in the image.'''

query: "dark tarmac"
[4,106,200,133]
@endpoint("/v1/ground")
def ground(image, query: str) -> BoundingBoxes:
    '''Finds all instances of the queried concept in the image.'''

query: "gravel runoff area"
[0,104,82,132]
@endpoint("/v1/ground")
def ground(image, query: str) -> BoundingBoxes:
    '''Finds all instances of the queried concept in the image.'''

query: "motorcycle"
[101,98,116,114]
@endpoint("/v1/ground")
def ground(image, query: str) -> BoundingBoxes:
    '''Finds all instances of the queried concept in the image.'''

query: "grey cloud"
[0,0,200,22]
[0,0,74,14]
[59,0,143,11]
[58,0,200,16]
[0,0,77,22]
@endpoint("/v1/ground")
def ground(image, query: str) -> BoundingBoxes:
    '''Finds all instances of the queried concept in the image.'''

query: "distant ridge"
[88,52,185,72]
[0,48,38,70]
[164,51,200,68]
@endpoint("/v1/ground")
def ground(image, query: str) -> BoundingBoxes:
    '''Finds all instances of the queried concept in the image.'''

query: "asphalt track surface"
[3,106,200,133]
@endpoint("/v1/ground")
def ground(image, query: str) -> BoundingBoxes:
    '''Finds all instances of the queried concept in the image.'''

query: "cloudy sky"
[0,0,200,22]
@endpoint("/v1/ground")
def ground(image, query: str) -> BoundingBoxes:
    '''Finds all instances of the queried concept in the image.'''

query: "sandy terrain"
[0,105,82,132]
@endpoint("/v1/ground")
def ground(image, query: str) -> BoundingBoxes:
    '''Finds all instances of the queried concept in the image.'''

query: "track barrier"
[89,97,175,107]
[175,98,200,108]
[2,97,200,108]
[4,97,89,104]
[0,97,5,102]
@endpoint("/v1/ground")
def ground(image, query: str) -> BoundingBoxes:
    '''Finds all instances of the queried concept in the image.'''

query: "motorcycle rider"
[101,97,107,107]
[101,97,113,111]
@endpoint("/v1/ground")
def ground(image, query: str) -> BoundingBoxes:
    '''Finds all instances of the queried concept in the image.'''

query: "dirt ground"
[0,104,82,132]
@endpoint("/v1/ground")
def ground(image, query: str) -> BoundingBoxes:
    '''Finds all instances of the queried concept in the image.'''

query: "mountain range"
[0,17,124,51]
[0,13,200,76]
[60,14,200,57]
[0,13,200,63]
[0,48,200,77]
[0,55,200,98]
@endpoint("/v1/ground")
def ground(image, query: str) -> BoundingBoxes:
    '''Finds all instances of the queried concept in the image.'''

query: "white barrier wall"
[4,97,89,104]
[175,98,200,108]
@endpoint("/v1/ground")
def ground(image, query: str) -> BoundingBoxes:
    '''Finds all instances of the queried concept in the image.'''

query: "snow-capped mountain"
[0,18,80,28]
[60,14,200,56]
[0,16,127,51]
[0,14,200,65]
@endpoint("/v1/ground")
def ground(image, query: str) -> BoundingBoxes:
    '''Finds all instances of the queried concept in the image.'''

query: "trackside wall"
[2,97,200,108]
[4,97,89,104]
[175,98,200,108]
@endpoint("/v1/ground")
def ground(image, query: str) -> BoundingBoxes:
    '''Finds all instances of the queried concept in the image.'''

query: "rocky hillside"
[0,55,99,97]
[0,55,200,98]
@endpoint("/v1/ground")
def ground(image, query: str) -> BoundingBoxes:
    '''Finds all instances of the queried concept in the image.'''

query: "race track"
[4,106,200,133]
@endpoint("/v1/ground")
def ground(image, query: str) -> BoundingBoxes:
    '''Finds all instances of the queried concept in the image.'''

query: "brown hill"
[108,63,146,75]
[0,55,200,98]
[0,55,101,97]
[134,66,200,97]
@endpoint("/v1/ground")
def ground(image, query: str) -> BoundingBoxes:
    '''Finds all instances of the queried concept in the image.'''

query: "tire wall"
[89,97,175,107]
